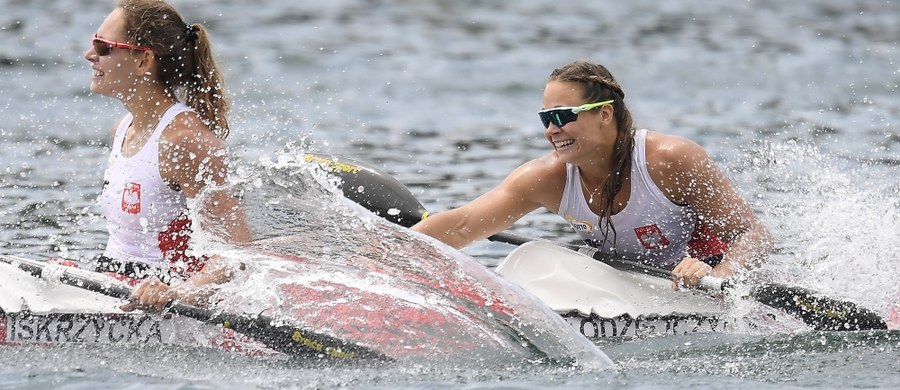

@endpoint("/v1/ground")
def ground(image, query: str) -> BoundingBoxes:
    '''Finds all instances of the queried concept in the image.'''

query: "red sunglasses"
[91,34,151,56]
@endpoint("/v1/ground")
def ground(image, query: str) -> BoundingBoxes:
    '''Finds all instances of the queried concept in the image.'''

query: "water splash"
[188,144,613,369]
[743,138,900,317]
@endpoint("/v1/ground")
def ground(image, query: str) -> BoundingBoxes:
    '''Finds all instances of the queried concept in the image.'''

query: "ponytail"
[181,23,230,139]
[119,0,230,139]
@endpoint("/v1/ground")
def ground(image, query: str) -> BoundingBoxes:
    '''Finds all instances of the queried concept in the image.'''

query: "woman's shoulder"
[494,152,567,210]
[512,152,568,180]
[644,130,710,167]
[109,115,129,139]
[501,153,568,199]
[161,109,225,152]
[643,130,722,203]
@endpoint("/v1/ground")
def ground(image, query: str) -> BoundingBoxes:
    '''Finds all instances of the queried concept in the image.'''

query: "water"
[1,0,899,388]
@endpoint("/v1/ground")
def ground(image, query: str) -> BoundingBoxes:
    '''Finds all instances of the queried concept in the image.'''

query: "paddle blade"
[210,313,391,361]
[304,154,429,228]
[750,284,887,331]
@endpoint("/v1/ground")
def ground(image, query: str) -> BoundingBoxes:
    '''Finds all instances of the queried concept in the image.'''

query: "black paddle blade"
[750,283,887,331]
[304,154,429,228]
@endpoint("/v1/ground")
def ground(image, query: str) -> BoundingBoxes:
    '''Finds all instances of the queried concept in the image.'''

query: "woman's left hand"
[671,256,712,290]
[120,277,178,313]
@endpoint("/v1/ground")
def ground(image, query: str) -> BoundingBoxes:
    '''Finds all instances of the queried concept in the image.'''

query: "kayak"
[0,241,740,352]
[0,246,613,367]
[496,241,766,340]
[0,258,278,356]
[0,237,883,356]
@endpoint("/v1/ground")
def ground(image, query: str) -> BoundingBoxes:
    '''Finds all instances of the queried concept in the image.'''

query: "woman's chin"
[553,145,579,161]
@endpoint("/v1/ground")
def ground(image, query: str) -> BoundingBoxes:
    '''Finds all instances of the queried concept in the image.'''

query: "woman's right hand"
[120,277,176,313]
[671,256,713,290]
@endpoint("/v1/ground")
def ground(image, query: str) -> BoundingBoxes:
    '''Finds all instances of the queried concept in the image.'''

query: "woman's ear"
[600,104,615,123]
[136,50,156,75]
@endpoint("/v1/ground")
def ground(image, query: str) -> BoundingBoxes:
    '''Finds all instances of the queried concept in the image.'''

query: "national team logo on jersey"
[121,182,141,214]
[634,224,669,250]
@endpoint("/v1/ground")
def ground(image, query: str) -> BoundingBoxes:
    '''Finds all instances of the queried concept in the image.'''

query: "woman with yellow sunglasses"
[413,60,773,289]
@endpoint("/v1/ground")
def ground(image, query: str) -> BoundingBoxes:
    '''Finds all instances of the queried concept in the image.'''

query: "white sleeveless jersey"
[99,103,191,267]
[557,129,698,269]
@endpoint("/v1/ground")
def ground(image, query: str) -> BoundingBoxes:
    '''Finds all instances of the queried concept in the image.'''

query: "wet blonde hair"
[118,0,230,139]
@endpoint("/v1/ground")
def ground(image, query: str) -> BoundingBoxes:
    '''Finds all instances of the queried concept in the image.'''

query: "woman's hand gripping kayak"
[121,256,243,313]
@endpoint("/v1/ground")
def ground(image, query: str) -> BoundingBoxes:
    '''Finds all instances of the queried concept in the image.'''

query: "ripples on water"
[1,0,898,388]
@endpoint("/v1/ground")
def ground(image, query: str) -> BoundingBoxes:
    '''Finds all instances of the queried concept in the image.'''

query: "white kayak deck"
[496,241,725,318]
[0,260,126,314]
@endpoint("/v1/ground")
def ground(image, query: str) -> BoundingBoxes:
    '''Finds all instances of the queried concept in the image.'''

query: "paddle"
[0,254,390,361]
[305,153,888,332]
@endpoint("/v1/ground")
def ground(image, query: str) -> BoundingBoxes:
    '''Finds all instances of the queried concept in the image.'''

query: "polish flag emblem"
[635,224,670,250]
[121,182,141,214]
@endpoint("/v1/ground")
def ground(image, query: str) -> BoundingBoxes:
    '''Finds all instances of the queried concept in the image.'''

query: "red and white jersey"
[557,129,726,269]
[99,103,192,268]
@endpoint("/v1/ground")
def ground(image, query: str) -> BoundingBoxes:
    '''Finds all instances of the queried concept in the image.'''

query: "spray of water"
[740,138,900,318]
[185,143,614,368]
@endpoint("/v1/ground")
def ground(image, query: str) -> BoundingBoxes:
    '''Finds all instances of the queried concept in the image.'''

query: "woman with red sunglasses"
[84,0,251,311]
[413,61,773,289]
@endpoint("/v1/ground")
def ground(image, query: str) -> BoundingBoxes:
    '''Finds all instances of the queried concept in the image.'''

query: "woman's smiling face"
[84,7,144,100]
[542,80,607,162]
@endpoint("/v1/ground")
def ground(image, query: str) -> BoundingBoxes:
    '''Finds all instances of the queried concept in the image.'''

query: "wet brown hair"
[118,0,230,139]
[548,61,636,247]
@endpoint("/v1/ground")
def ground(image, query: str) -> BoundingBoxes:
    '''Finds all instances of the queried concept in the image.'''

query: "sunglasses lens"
[92,39,111,56]
[539,109,577,128]
[92,38,112,56]
[539,112,552,128]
